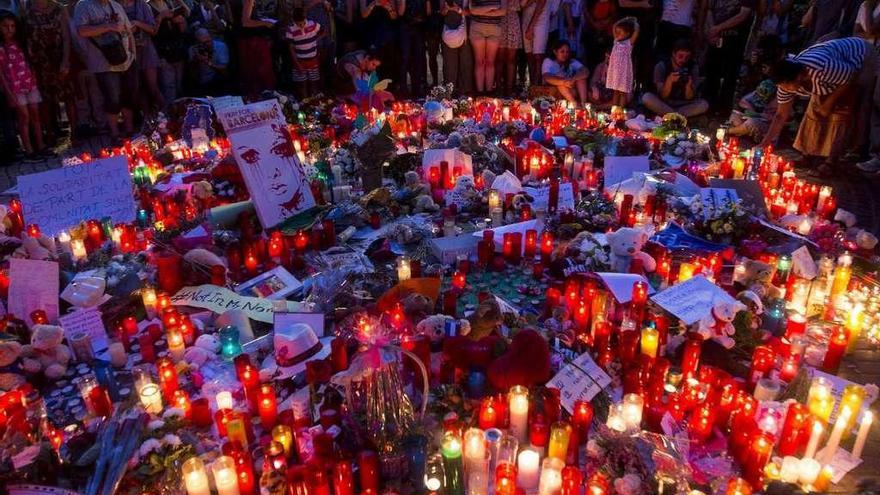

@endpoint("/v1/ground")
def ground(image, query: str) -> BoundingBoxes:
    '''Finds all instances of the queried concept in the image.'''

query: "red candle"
[294,230,309,252]
[479,397,498,429]
[494,461,517,495]
[87,384,113,417]
[26,224,40,238]
[630,281,648,321]
[822,325,848,372]
[138,333,156,363]
[257,384,278,428]
[156,292,171,311]
[155,250,183,294]
[779,354,800,382]
[524,229,538,257]
[778,402,810,456]
[333,460,355,495]
[730,391,758,433]
[29,309,48,325]
[215,408,233,437]
[743,431,774,489]
[243,248,259,274]
[784,313,807,339]
[561,466,583,495]
[725,478,753,495]
[715,378,741,428]
[191,398,213,427]
[358,451,380,493]
[162,307,180,329]
[173,390,192,419]
[268,232,284,258]
[681,335,702,379]
[540,231,554,262]
[688,403,715,444]
[452,270,466,290]
[443,290,458,317]
[572,400,593,443]
[156,357,179,400]
[747,346,776,388]
[619,330,640,366]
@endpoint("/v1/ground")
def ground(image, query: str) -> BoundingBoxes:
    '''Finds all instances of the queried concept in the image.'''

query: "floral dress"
[24,1,72,101]
[499,0,522,49]
[605,37,633,93]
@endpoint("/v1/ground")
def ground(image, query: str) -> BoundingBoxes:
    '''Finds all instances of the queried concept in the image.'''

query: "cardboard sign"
[523,182,576,211]
[699,188,739,220]
[59,308,108,352]
[603,155,650,190]
[650,275,737,325]
[219,99,316,229]
[596,273,654,303]
[172,284,305,323]
[18,156,135,236]
[8,259,59,325]
[709,178,768,217]
[546,352,612,414]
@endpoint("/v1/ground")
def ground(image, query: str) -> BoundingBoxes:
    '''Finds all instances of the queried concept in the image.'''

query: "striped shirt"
[470,0,502,24]
[776,37,868,104]
[285,20,321,60]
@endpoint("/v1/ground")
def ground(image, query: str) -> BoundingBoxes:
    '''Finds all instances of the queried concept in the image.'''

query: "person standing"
[74,0,137,142]
[655,0,695,56]
[497,0,521,95]
[361,0,399,87]
[580,0,614,69]
[284,7,322,98]
[150,0,191,101]
[605,16,638,106]
[702,0,755,111]
[228,0,276,97]
[617,0,657,88]
[121,0,164,113]
[425,0,442,87]
[440,0,473,94]
[469,0,504,94]
[24,0,78,146]
[522,0,557,86]
[399,0,428,96]
[333,0,357,54]
[762,37,876,176]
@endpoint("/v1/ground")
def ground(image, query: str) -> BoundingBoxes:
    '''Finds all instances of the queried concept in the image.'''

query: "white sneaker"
[856,157,880,172]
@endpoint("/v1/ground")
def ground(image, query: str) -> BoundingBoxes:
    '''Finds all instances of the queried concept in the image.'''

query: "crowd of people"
[0,0,876,172]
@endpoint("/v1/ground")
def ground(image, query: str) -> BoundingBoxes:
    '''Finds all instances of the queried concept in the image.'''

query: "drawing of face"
[267,165,290,198]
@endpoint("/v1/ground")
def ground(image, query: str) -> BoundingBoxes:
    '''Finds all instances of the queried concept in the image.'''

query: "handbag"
[90,34,128,66]
[442,12,466,49]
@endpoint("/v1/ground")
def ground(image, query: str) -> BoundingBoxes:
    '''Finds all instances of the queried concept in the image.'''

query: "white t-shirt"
[856,1,880,41]
[541,57,585,79]
[661,0,695,26]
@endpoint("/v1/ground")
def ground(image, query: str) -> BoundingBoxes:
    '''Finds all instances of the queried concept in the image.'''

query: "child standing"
[605,16,638,107]
[0,12,46,161]
[284,7,323,99]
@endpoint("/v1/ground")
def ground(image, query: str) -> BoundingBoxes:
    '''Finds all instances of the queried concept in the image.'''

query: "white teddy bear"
[695,300,747,349]
[415,314,471,343]
[605,226,657,273]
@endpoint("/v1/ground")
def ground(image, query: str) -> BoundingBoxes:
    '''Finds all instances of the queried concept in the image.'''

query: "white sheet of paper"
[650,275,737,325]
[8,259,59,324]
[172,284,308,323]
[699,188,739,220]
[523,182,576,211]
[422,149,474,177]
[791,245,818,280]
[672,172,702,196]
[603,155,649,190]
[18,156,136,236]
[596,273,654,303]
[491,170,523,196]
[59,308,108,352]
[816,448,863,483]
[210,95,244,111]
[546,352,612,414]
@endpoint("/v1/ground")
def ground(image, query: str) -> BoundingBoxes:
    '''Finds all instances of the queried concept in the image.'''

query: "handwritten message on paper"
[546,352,612,414]
[603,155,649,190]
[172,284,306,323]
[523,182,576,211]
[8,259,59,324]
[699,188,739,220]
[219,99,316,229]
[650,275,737,325]
[596,273,654,303]
[59,308,108,352]
[18,156,135,236]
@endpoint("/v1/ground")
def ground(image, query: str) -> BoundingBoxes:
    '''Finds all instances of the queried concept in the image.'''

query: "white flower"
[139,438,162,458]
[147,419,165,431]
[162,407,185,420]
[162,434,182,447]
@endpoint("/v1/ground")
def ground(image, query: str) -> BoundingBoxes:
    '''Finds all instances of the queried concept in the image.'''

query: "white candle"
[780,456,800,483]
[508,385,529,443]
[212,456,240,495]
[167,329,185,362]
[397,257,412,282]
[537,457,564,495]
[139,383,163,414]
[753,378,782,401]
[804,420,824,459]
[466,453,489,495]
[622,393,644,430]
[182,457,211,495]
[57,230,72,255]
[111,227,123,249]
[797,458,821,486]
[142,288,158,319]
[816,186,832,211]
[821,406,852,464]
[216,391,234,411]
[464,427,486,470]
[797,218,813,236]
[487,190,501,210]
[71,239,87,262]
[606,404,627,432]
[108,341,127,367]
[852,410,873,460]
[517,448,541,490]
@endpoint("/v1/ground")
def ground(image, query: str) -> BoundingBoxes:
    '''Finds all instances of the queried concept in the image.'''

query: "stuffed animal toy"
[452,175,480,206]
[605,226,657,273]
[487,329,551,389]
[550,231,611,277]
[481,170,497,191]
[739,259,782,300]
[695,300,747,349]
[402,293,434,320]
[14,234,56,260]
[413,194,440,213]
[183,248,227,268]
[467,298,503,339]
[0,339,25,391]
[191,180,214,208]
[21,324,72,380]
[185,334,221,367]
[415,314,472,343]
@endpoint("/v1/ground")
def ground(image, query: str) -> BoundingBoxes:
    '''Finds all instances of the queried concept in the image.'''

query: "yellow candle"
[640,327,659,358]
[845,305,864,351]
[546,421,572,460]
[840,384,865,438]
[142,288,158,319]
[508,386,529,443]
[831,264,852,296]
[272,425,293,455]
[807,377,835,424]
[225,416,248,449]
[167,328,185,362]
[488,189,501,210]
[71,239,87,262]
[396,257,412,282]
[732,157,745,179]
[678,262,696,283]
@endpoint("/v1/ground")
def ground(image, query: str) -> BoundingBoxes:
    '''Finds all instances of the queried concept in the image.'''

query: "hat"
[261,323,332,380]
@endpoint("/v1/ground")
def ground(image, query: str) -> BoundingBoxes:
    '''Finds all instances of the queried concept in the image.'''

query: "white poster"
[218,99,315,229]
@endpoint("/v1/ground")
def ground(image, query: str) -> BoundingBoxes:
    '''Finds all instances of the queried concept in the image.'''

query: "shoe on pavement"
[856,157,880,172]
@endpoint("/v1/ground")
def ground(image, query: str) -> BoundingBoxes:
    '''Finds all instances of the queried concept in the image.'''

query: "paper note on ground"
[650,275,736,325]
[546,352,612,414]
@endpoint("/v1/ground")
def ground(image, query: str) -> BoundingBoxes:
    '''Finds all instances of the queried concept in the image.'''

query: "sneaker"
[856,157,880,173]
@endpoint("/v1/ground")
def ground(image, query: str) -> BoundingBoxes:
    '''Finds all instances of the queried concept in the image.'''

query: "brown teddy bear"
[738,259,783,300]
[0,338,25,391]
[21,325,72,380]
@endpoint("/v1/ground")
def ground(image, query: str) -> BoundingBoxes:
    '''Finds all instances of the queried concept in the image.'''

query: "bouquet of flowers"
[119,413,198,495]
[672,194,753,244]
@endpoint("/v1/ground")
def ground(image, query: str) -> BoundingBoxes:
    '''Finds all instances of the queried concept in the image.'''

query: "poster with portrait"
[218,99,315,229]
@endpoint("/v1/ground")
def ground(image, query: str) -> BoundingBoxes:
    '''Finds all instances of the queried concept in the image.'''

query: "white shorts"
[12,88,41,106]
[522,6,551,55]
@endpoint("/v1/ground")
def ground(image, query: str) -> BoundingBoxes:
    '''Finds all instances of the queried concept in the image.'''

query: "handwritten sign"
[523,182,576,211]
[603,155,649,190]
[596,273,654,303]
[59,308,108,352]
[546,352,612,414]
[791,245,818,279]
[699,188,739,220]
[8,259,59,325]
[18,156,135,236]
[709,178,768,217]
[219,99,316,229]
[172,284,305,323]
[650,275,737,325]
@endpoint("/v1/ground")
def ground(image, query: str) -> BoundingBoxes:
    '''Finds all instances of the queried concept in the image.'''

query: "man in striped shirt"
[761,37,875,174]
[284,8,324,99]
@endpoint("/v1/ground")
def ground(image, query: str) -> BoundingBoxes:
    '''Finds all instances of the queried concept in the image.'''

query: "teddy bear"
[605,226,657,273]
[404,171,432,198]
[13,234,56,260]
[0,338,25,391]
[468,298,503,339]
[415,314,471,343]
[412,194,440,213]
[695,300,747,349]
[21,324,72,380]
[191,180,214,208]
[738,259,783,300]
[184,334,221,367]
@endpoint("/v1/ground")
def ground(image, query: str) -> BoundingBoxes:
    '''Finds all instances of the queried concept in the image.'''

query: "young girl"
[605,16,637,107]
[0,12,46,161]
